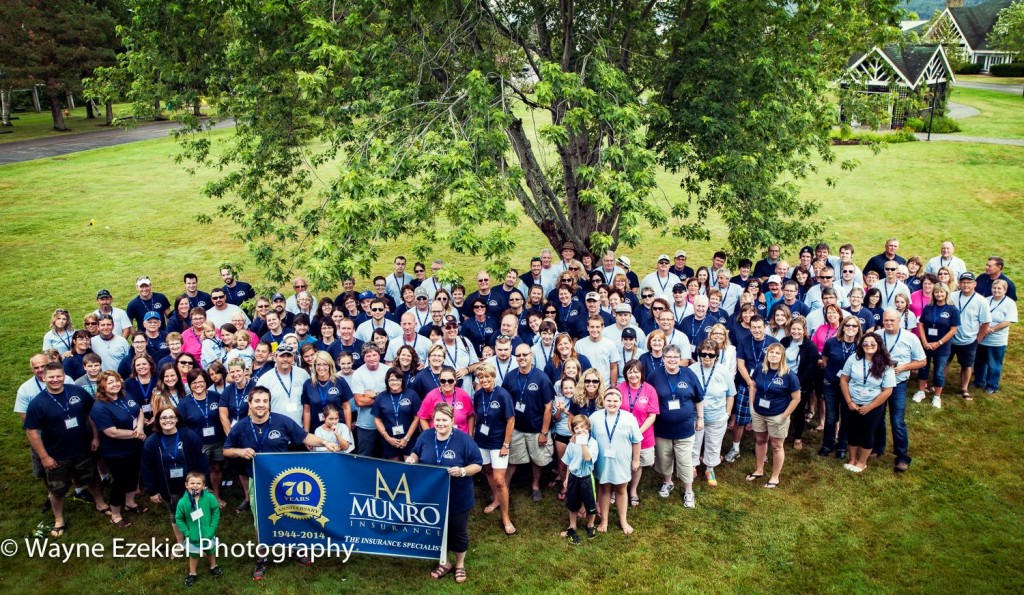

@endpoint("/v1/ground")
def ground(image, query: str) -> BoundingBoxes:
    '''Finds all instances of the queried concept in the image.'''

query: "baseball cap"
[959,272,975,281]
[673,283,686,293]
[414,287,429,298]
[358,290,375,301]
[616,256,631,269]
[443,315,459,327]
[657,254,670,263]
[275,344,296,356]
[614,303,632,314]
[136,276,152,288]
[768,275,782,285]
[674,250,687,259]
[96,289,112,299]
[143,311,161,322]
[622,328,637,340]
[272,292,286,301]
[585,292,599,302]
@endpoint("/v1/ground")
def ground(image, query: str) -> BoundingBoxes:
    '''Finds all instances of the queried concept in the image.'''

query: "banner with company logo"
[253,453,451,561]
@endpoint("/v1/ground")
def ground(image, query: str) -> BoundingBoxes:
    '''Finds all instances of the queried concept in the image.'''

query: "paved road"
[913,133,1024,146]
[0,119,233,166]
[946,101,980,120]
[956,81,1023,95]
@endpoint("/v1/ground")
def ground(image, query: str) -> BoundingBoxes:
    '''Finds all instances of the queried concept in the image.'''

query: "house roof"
[947,0,1013,51]
[847,44,954,89]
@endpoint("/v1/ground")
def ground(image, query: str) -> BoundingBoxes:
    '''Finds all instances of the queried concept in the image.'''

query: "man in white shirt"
[873,309,926,473]
[90,315,130,371]
[385,311,431,363]
[284,277,317,315]
[805,266,848,310]
[924,241,967,279]
[355,298,402,342]
[539,249,561,293]
[350,344,390,457]
[949,272,991,400]
[255,344,309,426]
[205,288,251,329]
[715,269,744,315]
[93,289,132,338]
[384,255,415,303]
[595,251,625,286]
[573,315,621,387]
[603,303,646,346]
[805,290,851,334]
[876,263,911,310]
[641,255,679,301]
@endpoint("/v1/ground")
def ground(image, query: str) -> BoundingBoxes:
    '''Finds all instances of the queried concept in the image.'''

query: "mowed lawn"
[0,135,1023,594]
[949,87,1024,140]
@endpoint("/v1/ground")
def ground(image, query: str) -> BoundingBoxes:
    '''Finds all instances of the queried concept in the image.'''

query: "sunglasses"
[544,311,557,315]
[569,267,580,271]
[444,324,458,329]
[438,378,456,384]
[843,270,854,273]
[371,308,385,312]
[416,296,427,301]
[477,279,490,283]
[179,362,195,367]
[884,268,897,272]
[652,306,665,311]
[212,295,225,300]
[515,353,532,358]
[85,321,98,326]
[818,276,833,280]
[641,294,654,299]
[473,304,487,309]
[698,352,717,358]
[583,379,600,384]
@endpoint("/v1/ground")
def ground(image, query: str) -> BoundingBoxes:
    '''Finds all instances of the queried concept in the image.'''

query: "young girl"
[562,415,599,545]
[552,374,578,500]
[591,388,642,535]
[314,403,354,453]
[174,471,222,587]
[200,322,226,369]
[224,329,254,368]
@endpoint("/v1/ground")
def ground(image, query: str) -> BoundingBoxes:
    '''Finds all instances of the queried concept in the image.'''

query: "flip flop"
[483,502,499,514]
[630,496,640,508]
[764,481,780,489]
[110,517,133,528]
[961,391,973,401]
[96,506,112,516]
[557,491,567,501]
[430,563,453,580]
[745,473,764,482]
[124,504,149,514]
[531,489,543,502]
[454,567,467,584]
[503,522,517,536]
[49,524,66,538]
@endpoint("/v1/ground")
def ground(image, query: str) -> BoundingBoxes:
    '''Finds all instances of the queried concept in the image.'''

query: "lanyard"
[957,292,976,315]
[388,392,404,426]
[439,388,455,407]
[114,398,133,420]
[699,362,717,393]
[540,343,552,368]
[48,390,71,418]
[35,378,45,394]
[231,383,249,416]
[316,379,332,405]
[477,390,494,427]
[841,340,857,361]
[191,395,211,426]
[656,274,670,293]
[989,296,1007,315]
[625,385,641,410]
[622,348,635,365]
[862,358,870,383]
[515,369,532,403]
[414,309,430,328]
[444,341,460,367]
[496,359,512,385]
[823,324,838,342]
[883,281,898,305]
[559,303,571,324]
[750,338,766,365]
[604,411,621,442]
[136,379,153,403]
[667,371,681,401]
[691,316,706,341]
[433,433,453,464]
[161,433,180,463]
[139,297,157,313]
[275,370,294,400]
[673,302,688,323]
[759,370,779,397]
[250,419,269,452]
[721,284,731,306]
[55,330,72,352]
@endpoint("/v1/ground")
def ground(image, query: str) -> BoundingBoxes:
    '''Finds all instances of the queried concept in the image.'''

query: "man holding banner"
[223,386,340,580]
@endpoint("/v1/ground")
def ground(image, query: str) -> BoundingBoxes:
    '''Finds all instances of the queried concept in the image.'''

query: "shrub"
[955,62,982,75]
[904,117,925,132]
[990,63,1024,77]
[926,115,961,133]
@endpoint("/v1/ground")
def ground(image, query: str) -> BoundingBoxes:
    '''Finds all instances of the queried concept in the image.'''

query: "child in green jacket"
[175,471,222,587]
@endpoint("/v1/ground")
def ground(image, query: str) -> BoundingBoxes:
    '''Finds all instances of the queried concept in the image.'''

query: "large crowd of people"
[18,241,1018,585]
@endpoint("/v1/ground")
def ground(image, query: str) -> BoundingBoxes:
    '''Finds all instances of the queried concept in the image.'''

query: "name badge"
[202,426,215,437]
[668,400,681,411]
[392,424,405,435]
[65,418,79,429]
[169,467,184,478]
[142,404,152,413]
[758,398,771,409]
[515,402,526,412]
[318,413,325,422]
[190,509,204,521]
[286,402,299,413]
[479,424,490,436]
[230,419,238,427]
[605,448,617,459]
[927,328,938,337]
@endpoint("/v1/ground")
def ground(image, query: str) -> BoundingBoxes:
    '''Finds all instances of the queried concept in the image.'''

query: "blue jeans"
[920,351,950,388]
[873,380,911,465]
[821,381,847,451]
[974,344,1007,391]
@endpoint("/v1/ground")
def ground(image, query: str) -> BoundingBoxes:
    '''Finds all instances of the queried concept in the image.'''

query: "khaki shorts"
[751,411,790,439]
[639,446,655,467]
[654,436,695,483]
[508,430,553,466]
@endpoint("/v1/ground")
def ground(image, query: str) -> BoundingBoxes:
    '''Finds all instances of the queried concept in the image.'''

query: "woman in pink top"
[418,366,475,434]
[616,360,660,507]
[811,305,843,352]
[909,273,937,319]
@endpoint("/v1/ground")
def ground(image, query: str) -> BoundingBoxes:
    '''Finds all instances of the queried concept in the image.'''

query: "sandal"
[503,522,516,536]
[49,524,66,538]
[764,481,780,489]
[794,440,804,451]
[430,563,453,580]
[557,491,567,501]
[124,504,149,514]
[962,391,973,401]
[96,506,112,516]
[454,567,467,584]
[110,517,133,528]
[629,496,640,508]
[483,502,499,514]
[547,478,561,488]
[745,473,764,482]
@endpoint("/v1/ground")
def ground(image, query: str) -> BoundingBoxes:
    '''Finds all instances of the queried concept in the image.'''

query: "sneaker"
[566,528,581,546]
[71,490,94,504]
[658,482,674,498]
[210,566,223,577]
[984,389,996,394]
[586,525,596,540]
[252,558,269,581]
[932,395,942,409]
[705,468,718,487]
[817,447,832,458]
[723,448,740,463]
[682,492,695,508]
[185,574,198,588]
[894,461,909,473]
[912,390,926,403]
[835,449,847,461]
[235,500,250,513]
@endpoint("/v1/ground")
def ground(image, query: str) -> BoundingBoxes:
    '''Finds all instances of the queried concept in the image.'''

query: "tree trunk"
[49,91,68,131]
[1,89,11,126]
[193,99,202,117]
[85,99,96,119]
[105,100,114,126]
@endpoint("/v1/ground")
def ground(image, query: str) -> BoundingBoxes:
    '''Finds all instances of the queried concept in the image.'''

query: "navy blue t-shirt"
[554,301,587,339]
[544,354,592,384]
[680,315,714,346]
[223,281,256,306]
[123,377,156,419]
[751,368,800,416]
[337,339,365,369]
[372,389,422,438]
[472,387,515,450]
[221,381,254,425]
[502,368,554,433]
[127,293,170,330]
[409,367,444,399]
[847,307,875,331]
[821,338,858,386]
[63,354,87,382]
[185,291,212,311]
[224,413,308,476]
[411,429,483,514]
[737,335,779,372]
[460,317,498,356]
[919,304,961,355]
[301,378,353,428]
[90,397,143,458]
[144,331,170,361]
[178,392,224,445]
[649,367,704,440]
[23,385,95,460]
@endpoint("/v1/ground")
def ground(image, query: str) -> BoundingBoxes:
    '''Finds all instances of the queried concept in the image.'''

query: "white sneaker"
[658,482,674,498]
[932,395,942,409]
[724,448,740,463]
[912,390,926,403]
[683,492,695,508]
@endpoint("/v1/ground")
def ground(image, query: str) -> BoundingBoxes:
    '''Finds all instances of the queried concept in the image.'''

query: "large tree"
[989,0,1024,96]
[114,0,902,288]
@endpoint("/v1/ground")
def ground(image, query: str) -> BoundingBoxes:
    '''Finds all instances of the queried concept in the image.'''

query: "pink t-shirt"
[418,388,475,434]
[616,381,660,449]
[909,291,931,319]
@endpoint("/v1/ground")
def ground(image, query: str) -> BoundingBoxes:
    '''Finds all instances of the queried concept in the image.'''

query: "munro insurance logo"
[349,470,443,536]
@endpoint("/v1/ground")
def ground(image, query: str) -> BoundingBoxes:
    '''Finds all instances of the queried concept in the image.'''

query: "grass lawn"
[1,135,1023,593]
[956,74,1024,87]
[949,87,1024,140]
[0,103,206,144]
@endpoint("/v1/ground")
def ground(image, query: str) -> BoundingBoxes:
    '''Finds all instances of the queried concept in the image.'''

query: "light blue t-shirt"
[841,356,896,405]
[875,329,926,383]
[981,297,1017,347]
[950,291,991,345]
[562,437,599,477]
[687,362,736,423]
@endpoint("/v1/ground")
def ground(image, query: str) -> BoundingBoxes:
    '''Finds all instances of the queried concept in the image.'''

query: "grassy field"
[1,130,1023,593]
[956,74,1024,86]
[949,87,1024,140]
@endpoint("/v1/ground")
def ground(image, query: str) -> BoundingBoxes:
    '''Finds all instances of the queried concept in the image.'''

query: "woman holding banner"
[406,402,483,584]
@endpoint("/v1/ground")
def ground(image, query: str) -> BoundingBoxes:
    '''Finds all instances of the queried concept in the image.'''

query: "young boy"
[562,416,599,545]
[175,471,222,587]
[74,353,103,396]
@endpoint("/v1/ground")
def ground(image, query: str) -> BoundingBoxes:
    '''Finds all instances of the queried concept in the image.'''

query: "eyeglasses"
[256,304,269,309]
[477,279,490,283]
[698,352,717,358]
[438,378,456,384]
[371,308,385,313]
[884,268,897,272]
[818,276,833,280]
[843,324,860,328]
[473,304,486,309]
[583,379,600,384]
[515,353,532,358]
[415,296,427,301]
[414,269,425,274]
[509,297,522,302]
[159,416,177,421]
[294,284,307,289]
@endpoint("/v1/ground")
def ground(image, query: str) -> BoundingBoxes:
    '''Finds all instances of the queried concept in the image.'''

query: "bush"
[904,117,925,132]
[830,128,917,144]
[990,63,1024,77]
[926,115,961,133]
[955,62,982,75]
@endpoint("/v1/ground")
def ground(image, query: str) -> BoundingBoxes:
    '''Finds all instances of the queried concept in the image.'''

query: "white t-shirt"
[91,334,131,371]
[93,307,132,335]
[256,366,311,425]
[355,319,402,343]
[314,424,355,453]
[349,364,389,430]
[573,336,623,386]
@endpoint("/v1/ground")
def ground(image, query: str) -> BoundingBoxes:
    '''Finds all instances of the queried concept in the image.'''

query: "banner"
[253,452,451,561]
